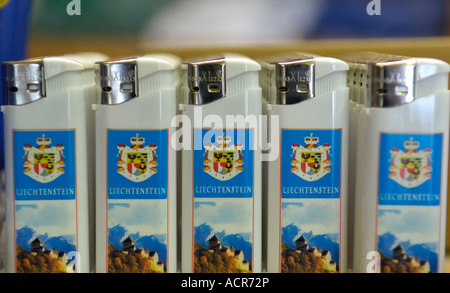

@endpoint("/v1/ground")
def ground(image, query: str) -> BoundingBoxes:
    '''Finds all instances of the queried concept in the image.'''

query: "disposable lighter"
[343,53,450,273]
[0,0,33,271]
[259,53,349,273]
[2,53,106,273]
[93,54,180,273]
[179,54,262,273]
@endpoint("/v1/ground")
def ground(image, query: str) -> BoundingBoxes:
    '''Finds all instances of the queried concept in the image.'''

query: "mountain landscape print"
[377,207,440,273]
[107,201,168,273]
[280,200,340,273]
[16,225,76,253]
[193,199,253,273]
[15,202,77,273]
[281,223,340,273]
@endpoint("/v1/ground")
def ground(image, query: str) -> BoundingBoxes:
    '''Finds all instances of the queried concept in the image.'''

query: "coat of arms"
[388,137,432,188]
[203,133,244,181]
[290,133,331,182]
[23,135,65,183]
[116,134,157,182]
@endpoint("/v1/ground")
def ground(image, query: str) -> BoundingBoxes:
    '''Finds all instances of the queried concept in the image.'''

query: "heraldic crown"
[130,134,145,148]
[36,134,52,149]
[304,133,319,148]
[404,137,420,153]
[216,133,232,149]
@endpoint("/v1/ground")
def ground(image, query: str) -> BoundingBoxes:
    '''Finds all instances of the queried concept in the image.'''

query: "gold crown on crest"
[130,133,145,145]
[404,137,419,150]
[36,134,51,146]
[304,133,318,144]
[216,133,231,147]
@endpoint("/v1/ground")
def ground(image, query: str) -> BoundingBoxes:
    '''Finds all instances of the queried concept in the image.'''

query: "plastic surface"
[93,55,179,273]
[0,1,32,269]
[180,55,262,273]
[264,57,349,273]
[2,53,107,273]
[352,92,450,273]
[351,57,450,273]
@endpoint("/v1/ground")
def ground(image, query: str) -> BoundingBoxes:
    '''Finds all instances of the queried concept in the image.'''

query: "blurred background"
[1,0,450,272]
[29,0,449,43]
[15,0,450,62]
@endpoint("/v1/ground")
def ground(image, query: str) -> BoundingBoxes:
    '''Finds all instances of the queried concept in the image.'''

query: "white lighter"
[179,54,262,273]
[2,53,106,273]
[343,53,450,273]
[93,54,180,273]
[259,53,349,273]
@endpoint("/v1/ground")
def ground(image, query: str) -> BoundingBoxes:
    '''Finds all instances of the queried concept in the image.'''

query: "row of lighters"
[1,51,449,273]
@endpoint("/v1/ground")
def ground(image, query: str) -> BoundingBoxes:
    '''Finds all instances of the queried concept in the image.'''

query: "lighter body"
[2,53,106,273]
[180,54,262,273]
[260,53,349,273]
[344,53,450,273]
[93,55,179,273]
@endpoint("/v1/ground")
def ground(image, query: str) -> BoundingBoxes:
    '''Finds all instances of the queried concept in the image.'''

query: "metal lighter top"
[342,52,450,108]
[3,58,45,106]
[97,57,137,105]
[342,52,416,108]
[182,54,261,105]
[259,52,348,105]
[97,54,180,105]
[259,52,314,105]
[3,54,104,106]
